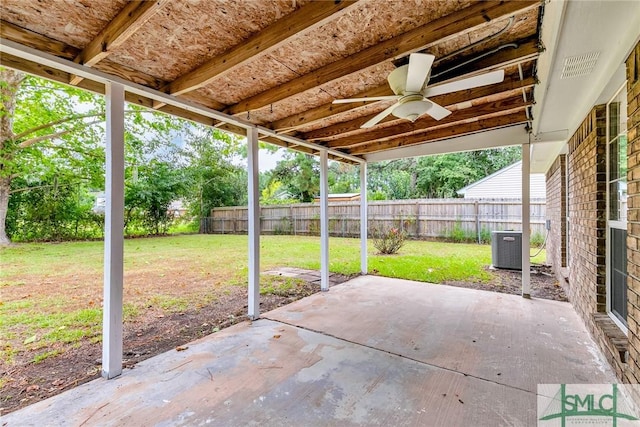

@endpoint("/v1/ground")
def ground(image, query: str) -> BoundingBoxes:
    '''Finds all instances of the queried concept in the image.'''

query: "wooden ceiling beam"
[0,20,79,60]
[349,111,529,155]
[154,0,358,108]
[270,39,540,132]
[0,52,219,127]
[301,75,535,140]
[1,21,166,90]
[225,0,539,115]
[70,0,171,85]
[324,95,531,147]
[271,85,394,131]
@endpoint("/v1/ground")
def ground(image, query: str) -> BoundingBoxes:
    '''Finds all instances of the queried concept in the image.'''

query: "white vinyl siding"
[457,161,546,199]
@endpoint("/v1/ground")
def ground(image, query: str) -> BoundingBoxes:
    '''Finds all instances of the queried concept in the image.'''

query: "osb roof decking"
[0,0,542,162]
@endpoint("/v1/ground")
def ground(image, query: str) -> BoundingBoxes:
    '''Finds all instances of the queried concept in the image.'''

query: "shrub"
[372,226,406,254]
[446,220,475,243]
[479,227,492,244]
[530,231,546,247]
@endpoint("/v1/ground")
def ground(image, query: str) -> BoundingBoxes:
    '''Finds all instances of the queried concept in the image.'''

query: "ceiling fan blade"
[426,100,452,120]
[332,96,399,104]
[423,69,505,97]
[361,102,400,128]
[405,53,435,93]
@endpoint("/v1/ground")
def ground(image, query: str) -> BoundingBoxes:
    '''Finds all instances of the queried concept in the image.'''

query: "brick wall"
[625,42,640,384]
[567,105,608,320]
[545,155,566,277]
[564,104,631,378]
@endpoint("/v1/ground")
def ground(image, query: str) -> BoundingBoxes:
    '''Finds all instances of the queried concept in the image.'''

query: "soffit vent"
[561,52,600,79]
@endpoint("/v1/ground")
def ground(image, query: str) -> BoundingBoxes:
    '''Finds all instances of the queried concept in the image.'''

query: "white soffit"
[363,125,529,163]
[532,0,640,171]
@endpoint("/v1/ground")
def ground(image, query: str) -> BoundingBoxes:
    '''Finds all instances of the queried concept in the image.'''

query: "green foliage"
[322,150,521,201]
[531,231,546,247]
[274,216,293,235]
[372,226,407,254]
[267,152,319,202]
[444,220,475,243]
[9,74,107,187]
[7,176,103,242]
[415,148,521,198]
[368,190,388,201]
[260,276,306,297]
[33,350,60,364]
[329,162,360,194]
[479,227,492,244]
[2,71,190,243]
[124,161,186,235]
[181,127,247,217]
[260,180,297,205]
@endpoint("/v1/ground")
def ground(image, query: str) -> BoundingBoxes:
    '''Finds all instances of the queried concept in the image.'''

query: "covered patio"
[2,0,639,421]
[2,276,613,426]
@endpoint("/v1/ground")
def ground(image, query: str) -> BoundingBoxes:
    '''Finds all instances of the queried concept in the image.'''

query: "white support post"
[102,82,125,379]
[360,163,368,275]
[247,128,261,319]
[522,142,531,298]
[320,149,330,291]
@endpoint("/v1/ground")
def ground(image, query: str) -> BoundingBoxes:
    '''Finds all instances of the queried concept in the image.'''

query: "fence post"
[475,200,480,244]
[290,205,295,235]
[415,201,420,239]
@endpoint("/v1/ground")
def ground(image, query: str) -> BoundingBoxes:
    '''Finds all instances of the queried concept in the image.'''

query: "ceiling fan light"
[392,100,431,121]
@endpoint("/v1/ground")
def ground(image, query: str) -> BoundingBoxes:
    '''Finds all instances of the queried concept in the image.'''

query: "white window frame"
[606,82,628,335]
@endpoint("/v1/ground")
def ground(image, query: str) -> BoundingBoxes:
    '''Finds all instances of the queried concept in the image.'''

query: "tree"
[415,148,521,198]
[0,69,26,244]
[6,175,101,241]
[329,162,359,194]
[1,69,182,244]
[181,127,247,217]
[124,161,186,235]
[268,152,320,202]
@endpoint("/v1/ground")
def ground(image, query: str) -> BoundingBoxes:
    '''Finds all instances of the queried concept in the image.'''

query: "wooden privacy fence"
[202,198,547,241]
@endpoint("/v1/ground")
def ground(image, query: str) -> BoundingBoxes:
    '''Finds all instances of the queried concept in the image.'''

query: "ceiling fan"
[333,53,505,128]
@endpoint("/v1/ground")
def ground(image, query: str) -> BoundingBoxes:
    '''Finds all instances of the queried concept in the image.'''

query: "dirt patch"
[0,282,322,415]
[0,267,563,415]
[443,264,568,301]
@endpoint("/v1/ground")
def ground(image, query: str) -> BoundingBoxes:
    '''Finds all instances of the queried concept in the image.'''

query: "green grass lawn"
[0,234,545,364]
[0,234,545,283]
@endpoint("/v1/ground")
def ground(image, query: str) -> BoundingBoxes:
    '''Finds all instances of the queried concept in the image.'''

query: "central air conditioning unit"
[491,231,522,270]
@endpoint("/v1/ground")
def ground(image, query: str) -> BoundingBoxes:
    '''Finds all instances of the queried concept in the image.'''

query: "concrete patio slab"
[266,276,614,393]
[1,276,614,426]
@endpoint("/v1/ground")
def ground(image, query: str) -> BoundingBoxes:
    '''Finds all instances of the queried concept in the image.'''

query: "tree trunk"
[0,176,10,245]
[0,68,26,245]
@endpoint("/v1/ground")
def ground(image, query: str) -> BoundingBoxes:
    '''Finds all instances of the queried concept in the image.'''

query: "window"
[606,84,628,331]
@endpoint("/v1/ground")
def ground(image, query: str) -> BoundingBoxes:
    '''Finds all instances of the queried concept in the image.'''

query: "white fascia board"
[530,140,567,174]
[0,39,363,164]
[529,129,568,173]
[534,1,640,139]
[532,0,568,136]
[363,125,529,163]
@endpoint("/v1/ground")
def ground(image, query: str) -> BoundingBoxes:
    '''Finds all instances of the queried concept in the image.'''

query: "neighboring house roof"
[313,193,361,202]
[169,200,186,211]
[457,161,546,199]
